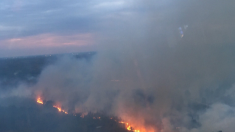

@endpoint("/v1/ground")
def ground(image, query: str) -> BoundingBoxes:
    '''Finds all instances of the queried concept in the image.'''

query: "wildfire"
[35,97,147,132]
[119,121,140,132]
[37,98,43,104]
[53,105,68,114]
[36,97,68,114]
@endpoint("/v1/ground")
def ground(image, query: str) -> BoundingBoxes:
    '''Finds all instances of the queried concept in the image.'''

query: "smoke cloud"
[30,45,235,131]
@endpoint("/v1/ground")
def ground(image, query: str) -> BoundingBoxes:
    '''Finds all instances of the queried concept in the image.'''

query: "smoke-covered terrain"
[1,43,235,132]
[0,53,130,132]
[1,0,235,132]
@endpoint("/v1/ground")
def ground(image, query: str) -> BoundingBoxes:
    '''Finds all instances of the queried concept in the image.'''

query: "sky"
[0,0,134,57]
[1,0,234,57]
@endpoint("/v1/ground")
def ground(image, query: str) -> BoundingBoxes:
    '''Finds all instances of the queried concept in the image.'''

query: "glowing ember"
[53,105,68,114]
[37,98,43,104]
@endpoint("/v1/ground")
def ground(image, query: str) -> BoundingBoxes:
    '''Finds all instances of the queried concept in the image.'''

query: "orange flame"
[127,125,131,130]
[36,98,148,131]
[37,98,43,104]
[53,105,68,114]
[36,97,68,114]
[119,121,140,132]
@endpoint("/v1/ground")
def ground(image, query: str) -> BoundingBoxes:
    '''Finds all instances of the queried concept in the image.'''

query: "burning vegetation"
[119,121,140,132]
[118,121,154,132]
[53,105,68,114]
[36,97,68,114]
[35,97,150,132]
[36,97,43,104]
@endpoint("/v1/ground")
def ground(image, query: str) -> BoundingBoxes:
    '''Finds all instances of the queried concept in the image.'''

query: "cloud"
[1,33,93,49]
[0,33,94,57]
[0,0,95,39]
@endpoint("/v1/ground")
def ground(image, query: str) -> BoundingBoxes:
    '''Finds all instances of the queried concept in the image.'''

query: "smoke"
[1,0,235,132]
[27,44,235,132]
[185,103,235,132]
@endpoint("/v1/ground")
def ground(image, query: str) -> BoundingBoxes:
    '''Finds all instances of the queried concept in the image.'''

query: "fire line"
[36,97,68,114]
